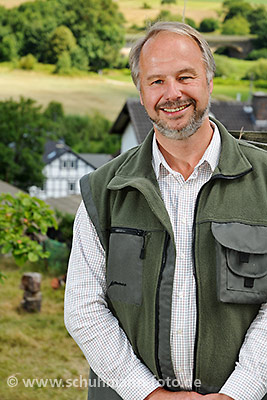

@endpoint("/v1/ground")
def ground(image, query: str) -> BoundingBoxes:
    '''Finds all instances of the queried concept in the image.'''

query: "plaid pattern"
[65,121,267,400]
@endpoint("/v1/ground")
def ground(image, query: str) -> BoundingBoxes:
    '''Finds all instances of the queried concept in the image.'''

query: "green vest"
[81,119,267,399]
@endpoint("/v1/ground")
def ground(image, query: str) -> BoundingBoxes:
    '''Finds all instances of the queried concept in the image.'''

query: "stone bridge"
[204,35,254,58]
[123,34,254,59]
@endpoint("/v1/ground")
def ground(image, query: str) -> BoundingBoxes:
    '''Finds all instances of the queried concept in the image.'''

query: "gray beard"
[150,98,211,140]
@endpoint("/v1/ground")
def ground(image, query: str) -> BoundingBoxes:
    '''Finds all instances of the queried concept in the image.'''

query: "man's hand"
[145,388,204,399]
[145,389,234,400]
[204,395,234,400]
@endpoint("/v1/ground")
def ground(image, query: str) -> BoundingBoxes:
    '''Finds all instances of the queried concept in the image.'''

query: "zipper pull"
[140,234,146,259]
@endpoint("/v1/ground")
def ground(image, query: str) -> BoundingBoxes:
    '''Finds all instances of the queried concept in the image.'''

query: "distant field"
[1,0,266,26]
[0,67,138,121]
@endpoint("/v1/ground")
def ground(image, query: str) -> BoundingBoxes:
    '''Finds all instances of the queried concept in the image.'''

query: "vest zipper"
[110,227,147,259]
[155,231,170,380]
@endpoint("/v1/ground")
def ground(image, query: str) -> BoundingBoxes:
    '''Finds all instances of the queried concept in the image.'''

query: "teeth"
[163,104,188,113]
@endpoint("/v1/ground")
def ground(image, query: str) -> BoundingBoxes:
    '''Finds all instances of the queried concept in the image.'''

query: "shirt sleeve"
[219,302,267,400]
[64,201,161,400]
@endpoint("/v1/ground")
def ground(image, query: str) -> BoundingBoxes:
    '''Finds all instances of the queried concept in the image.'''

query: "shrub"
[199,18,219,33]
[54,51,72,74]
[222,15,250,35]
[18,53,37,70]
[149,10,196,28]
[244,59,267,80]
[214,54,237,78]
[46,25,77,64]
[161,0,176,4]
[142,2,151,9]
[246,48,267,60]
[70,46,88,71]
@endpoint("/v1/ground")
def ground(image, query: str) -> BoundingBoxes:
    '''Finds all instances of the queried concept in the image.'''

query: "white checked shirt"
[65,122,267,400]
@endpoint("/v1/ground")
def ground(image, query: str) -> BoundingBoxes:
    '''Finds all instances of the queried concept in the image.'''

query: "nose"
[164,79,182,101]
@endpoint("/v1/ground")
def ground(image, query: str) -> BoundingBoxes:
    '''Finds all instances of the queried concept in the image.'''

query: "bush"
[18,53,37,70]
[149,10,196,28]
[222,15,250,35]
[246,48,267,60]
[161,0,176,4]
[142,2,151,9]
[199,18,219,33]
[214,54,237,78]
[54,51,72,74]
[244,59,267,80]
[70,46,89,71]
[46,25,77,64]
[0,34,19,61]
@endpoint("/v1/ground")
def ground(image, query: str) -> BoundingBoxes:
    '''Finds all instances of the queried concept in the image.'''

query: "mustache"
[156,98,196,111]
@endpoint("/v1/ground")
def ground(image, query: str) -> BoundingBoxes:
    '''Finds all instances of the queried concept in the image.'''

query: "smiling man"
[65,22,267,400]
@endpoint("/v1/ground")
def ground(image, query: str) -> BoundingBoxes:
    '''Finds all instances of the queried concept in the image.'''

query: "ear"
[139,91,144,106]
[209,79,213,95]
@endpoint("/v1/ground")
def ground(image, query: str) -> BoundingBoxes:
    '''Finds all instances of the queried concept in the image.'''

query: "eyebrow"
[146,67,198,82]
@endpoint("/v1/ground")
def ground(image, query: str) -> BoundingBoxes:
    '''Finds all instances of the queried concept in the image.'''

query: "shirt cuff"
[219,368,267,400]
[115,365,162,400]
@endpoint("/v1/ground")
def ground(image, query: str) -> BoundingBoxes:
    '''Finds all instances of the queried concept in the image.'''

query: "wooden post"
[20,272,42,312]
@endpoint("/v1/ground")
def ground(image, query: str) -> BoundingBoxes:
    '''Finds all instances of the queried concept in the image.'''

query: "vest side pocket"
[106,227,146,305]
[211,222,267,304]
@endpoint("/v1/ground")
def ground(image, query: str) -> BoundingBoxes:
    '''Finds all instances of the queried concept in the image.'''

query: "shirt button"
[181,217,186,225]
[180,252,185,259]
[177,329,183,335]
[178,291,184,298]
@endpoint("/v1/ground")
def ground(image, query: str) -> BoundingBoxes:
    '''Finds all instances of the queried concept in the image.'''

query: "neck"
[155,118,214,180]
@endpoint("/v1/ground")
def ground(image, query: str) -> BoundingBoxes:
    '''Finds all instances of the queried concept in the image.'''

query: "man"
[64,22,267,400]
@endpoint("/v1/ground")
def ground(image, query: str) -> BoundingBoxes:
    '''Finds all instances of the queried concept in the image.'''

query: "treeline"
[137,0,267,57]
[0,0,125,71]
[0,98,120,192]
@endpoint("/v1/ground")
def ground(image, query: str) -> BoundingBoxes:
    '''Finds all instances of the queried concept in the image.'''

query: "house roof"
[78,153,113,169]
[110,97,152,143]
[44,141,112,170]
[46,194,82,215]
[0,180,25,196]
[44,141,69,164]
[110,97,267,145]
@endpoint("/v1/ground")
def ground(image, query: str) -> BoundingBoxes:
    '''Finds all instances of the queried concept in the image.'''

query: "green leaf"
[28,252,39,262]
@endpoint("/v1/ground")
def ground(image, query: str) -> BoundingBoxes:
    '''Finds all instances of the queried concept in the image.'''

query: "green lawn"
[0,257,88,400]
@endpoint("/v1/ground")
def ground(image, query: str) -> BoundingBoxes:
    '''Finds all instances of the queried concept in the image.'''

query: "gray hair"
[129,21,216,90]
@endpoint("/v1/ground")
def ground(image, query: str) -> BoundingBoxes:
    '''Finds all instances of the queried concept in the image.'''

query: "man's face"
[139,31,213,140]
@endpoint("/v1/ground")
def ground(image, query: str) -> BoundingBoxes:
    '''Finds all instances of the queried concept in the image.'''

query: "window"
[68,182,76,193]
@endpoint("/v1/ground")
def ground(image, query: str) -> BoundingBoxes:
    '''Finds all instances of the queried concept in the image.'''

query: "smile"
[162,103,191,113]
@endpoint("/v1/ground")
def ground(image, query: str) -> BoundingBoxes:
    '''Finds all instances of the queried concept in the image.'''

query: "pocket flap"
[211,222,267,254]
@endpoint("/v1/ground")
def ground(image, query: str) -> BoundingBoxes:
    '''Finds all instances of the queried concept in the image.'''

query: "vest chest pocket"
[106,227,146,305]
[211,222,267,304]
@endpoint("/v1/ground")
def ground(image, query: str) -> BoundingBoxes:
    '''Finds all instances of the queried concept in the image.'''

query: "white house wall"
[29,151,94,199]
[121,123,138,153]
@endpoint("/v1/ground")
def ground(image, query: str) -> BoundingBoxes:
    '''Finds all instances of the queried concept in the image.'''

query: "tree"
[222,15,250,35]
[1,0,125,71]
[199,18,219,33]
[222,0,252,22]
[0,192,57,269]
[46,25,77,64]
[0,98,47,192]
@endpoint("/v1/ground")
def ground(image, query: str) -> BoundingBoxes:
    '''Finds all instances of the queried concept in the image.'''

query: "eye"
[152,79,163,85]
[179,76,192,81]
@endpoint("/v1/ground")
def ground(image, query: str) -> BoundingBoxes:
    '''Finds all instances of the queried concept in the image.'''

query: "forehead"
[139,31,205,75]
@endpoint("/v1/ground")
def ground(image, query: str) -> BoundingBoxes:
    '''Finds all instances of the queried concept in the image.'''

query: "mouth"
[159,102,192,115]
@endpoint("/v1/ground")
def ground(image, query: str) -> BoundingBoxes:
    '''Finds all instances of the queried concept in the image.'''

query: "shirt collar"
[152,120,221,180]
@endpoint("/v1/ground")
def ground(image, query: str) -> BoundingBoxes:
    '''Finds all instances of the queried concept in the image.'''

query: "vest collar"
[109,117,252,187]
